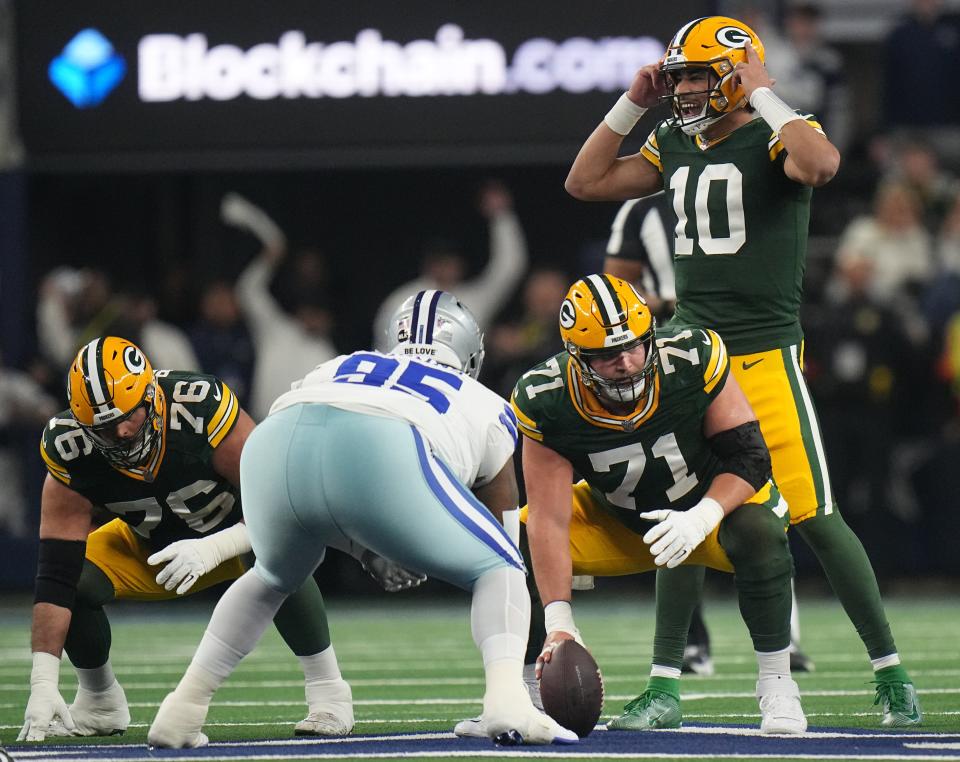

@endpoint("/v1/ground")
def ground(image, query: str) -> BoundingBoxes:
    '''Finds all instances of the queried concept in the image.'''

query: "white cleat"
[485,708,578,746]
[147,692,210,748]
[47,681,130,737]
[294,679,354,736]
[757,676,807,735]
[454,664,543,738]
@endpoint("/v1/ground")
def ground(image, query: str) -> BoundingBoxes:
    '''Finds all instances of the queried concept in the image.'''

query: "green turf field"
[1,593,958,752]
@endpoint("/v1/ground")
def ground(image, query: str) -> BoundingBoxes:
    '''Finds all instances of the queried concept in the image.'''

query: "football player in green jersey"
[514,274,804,734]
[565,16,919,727]
[18,336,421,743]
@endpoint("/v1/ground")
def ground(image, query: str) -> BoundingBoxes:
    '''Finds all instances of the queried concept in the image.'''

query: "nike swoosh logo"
[742,359,764,370]
[213,385,222,401]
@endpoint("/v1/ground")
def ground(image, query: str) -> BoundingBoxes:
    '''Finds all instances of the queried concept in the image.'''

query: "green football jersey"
[641,115,822,355]
[511,325,729,534]
[40,370,242,552]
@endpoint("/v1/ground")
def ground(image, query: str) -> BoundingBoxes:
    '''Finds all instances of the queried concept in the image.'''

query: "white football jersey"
[269,351,518,488]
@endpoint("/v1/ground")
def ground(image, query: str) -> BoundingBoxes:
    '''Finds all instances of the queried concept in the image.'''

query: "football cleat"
[47,681,130,737]
[757,676,807,734]
[295,678,354,736]
[606,690,682,730]
[874,681,922,727]
[681,644,715,677]
[454,664,543,738]
[147,692,210,749]
[484,707,578,745]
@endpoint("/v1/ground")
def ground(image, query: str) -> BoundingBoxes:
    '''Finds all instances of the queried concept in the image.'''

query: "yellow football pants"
[85,518,246,600]
[731,343,835,523]
[520,480,779,576]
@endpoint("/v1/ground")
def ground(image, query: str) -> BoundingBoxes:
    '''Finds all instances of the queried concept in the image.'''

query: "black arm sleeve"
[708,420,771,492]
[34,538,87,609]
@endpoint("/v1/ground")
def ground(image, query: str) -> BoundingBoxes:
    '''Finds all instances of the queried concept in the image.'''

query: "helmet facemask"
[568,329,658,407]
[83,384,164,470]
[661,64,737,136]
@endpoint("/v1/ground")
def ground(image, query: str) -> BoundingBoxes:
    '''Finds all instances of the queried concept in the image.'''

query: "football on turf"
[539,640,604,738]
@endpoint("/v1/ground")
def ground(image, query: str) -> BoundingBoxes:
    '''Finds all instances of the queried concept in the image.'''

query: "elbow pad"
[709,420,771,492]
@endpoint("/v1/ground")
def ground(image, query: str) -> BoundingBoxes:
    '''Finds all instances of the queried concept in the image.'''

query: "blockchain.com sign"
[137,26,662,101]
[17,1,707,168]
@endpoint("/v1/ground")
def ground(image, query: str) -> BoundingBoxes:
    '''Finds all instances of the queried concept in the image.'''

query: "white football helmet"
[386,290,485,379]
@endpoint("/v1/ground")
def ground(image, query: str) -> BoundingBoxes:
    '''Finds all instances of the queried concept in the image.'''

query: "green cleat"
[873,681,922,727]
[606,690,682,730]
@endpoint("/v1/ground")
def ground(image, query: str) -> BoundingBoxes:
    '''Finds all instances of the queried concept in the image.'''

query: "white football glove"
[148,523,252,595]
[640,498,725,568]
[359,551,427,593]
[18,652,75,742]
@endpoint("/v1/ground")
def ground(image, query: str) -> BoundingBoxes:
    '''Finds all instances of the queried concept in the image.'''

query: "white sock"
[177,570,287,703]
[76,662,117,693]
[299,646,347,710]
[650,665,681,680]
[471,566,529,667]
[756,647,792,681]
[871,653,901,671]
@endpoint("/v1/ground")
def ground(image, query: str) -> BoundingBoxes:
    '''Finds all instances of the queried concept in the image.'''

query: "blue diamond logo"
[49,29,126,108]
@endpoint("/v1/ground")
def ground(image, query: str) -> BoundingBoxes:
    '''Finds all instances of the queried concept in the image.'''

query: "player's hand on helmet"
[640,499,724,568]
[18,653,75,742]
[359,551,427,593]
[733,43,775,101]
[627,63,670,109]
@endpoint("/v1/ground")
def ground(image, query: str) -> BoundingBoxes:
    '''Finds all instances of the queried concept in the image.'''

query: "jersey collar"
[567,361,660,432]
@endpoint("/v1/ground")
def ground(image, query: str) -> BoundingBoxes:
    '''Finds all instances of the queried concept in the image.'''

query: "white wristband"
[603,92,648,136]
[31,651,61,686]
[544,600,577,636]
[204,522,252,565]
[749,87,803,135]
[690,497,725,535]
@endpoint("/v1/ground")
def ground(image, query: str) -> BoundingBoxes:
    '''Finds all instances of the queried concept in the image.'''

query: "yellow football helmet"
[67,336,165,471]
[559,274,657,405]
[660,16,765,136]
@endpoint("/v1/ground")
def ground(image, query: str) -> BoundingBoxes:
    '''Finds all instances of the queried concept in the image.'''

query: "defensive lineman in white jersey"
[148,290,577,748]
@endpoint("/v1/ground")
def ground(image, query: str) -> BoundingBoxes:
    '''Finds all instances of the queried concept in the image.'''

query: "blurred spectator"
[109,288,200,372]
[188,281,255,403]
[372,180,528,350]
[37,267,120,367]
[881,0,960,133]
[0,355,56,537]
[804,255,916,533]
[762,2,851,153]
[223,193,337,421]
[921,194,960,338]
[882,140,959,234]
[483,268,569,398]
[834,182,933,306]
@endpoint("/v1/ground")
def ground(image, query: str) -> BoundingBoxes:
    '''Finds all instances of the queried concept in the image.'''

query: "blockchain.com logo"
[49,29,126,107]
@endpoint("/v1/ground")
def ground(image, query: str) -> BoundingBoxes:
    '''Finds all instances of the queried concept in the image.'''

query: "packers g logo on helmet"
[660,16,765,136]
[67,336,166,474]
[559,274,657,406]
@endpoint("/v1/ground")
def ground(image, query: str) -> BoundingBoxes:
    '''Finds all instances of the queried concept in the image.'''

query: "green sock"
[875,664,911,684]
[795,512,897,659]
[653,565,705,670]
[272,577,331,655]
[647,676,680,700]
